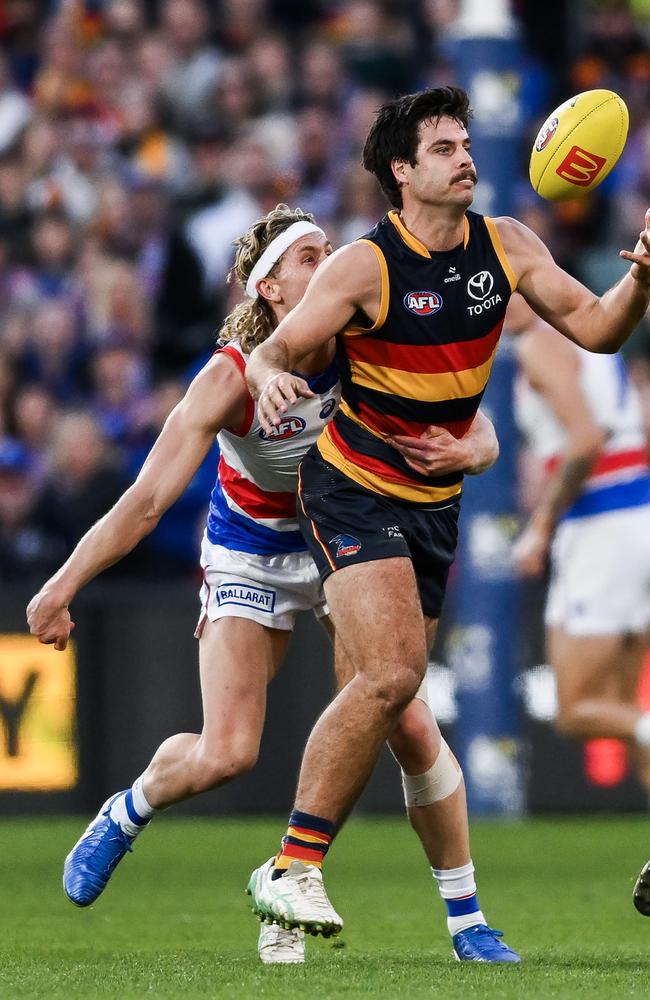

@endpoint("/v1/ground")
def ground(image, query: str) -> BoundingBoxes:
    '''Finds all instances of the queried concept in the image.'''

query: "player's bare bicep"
[279,243,381,349]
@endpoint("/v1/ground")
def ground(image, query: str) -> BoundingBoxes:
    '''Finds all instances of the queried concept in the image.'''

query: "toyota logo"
[467,271,494,301]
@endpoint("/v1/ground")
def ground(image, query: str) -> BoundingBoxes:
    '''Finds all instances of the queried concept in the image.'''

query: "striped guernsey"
[316,209,516,505]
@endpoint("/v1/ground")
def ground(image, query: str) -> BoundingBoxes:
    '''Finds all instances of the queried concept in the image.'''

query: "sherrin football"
[529,89,628,201]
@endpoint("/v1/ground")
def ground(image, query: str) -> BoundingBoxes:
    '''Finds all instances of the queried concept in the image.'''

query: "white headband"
[245,221,326,299]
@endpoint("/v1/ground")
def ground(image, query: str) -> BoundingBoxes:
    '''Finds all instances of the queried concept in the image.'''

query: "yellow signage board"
[0,635,77,791]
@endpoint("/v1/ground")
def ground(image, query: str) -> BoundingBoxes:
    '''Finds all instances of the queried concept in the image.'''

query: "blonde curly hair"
[218,204,317,355]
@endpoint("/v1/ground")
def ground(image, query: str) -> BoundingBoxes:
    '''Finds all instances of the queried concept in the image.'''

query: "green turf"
[1,814,650,998]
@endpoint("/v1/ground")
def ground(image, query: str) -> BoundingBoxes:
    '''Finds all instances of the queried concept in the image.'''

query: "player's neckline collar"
[388,210,469,258]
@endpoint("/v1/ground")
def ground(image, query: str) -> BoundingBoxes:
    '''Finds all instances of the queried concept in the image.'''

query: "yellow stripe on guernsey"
[349,346,497,402]
[317,425,462,505]
[286,827,327,845]
[484,217,517,292]
[345,240,390,336]
[388,210,470,255]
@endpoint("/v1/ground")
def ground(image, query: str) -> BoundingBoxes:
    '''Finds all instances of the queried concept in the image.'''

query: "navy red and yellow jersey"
[316,209,517,505]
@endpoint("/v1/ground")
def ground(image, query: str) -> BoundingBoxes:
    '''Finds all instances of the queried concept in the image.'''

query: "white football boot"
[258,921,305,964]
[247,857,343,937]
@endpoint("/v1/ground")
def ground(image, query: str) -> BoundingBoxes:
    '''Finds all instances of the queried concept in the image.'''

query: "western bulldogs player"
[512,294,650,767]
[26,204,501,964]
[509,296,650,916]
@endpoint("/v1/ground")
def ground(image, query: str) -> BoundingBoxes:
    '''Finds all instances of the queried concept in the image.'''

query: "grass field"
[2,814,650,999]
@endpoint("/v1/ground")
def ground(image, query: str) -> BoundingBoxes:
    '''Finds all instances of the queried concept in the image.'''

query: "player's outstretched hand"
[388,425,469,476]
[26,589,75,651]
[620,208,650,285]
[257,372,314,434]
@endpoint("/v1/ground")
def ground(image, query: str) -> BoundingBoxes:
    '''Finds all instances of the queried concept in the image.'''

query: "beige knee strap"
[401,738,462,807]
[414,672,429,706]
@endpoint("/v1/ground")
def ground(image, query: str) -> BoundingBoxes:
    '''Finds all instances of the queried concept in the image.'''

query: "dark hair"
[362,87,473,208]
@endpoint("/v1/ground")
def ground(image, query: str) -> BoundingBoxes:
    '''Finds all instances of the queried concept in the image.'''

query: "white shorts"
[545,504,650,636]
[196,535,329,634]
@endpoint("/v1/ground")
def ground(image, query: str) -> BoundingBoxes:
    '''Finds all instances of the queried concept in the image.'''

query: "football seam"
[534,96,621,194]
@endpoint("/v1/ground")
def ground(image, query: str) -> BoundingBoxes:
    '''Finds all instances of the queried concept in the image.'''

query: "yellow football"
[529,89,628,201]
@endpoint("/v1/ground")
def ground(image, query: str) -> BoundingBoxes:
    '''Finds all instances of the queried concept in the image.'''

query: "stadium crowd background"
[0,0,649,587]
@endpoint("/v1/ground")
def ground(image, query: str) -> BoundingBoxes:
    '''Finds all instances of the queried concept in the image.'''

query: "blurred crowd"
[0,0,648,587]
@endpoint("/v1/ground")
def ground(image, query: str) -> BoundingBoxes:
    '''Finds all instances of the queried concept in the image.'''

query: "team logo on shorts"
[403,290,443,316]
[330,533,362,558]
[259,415,306,441]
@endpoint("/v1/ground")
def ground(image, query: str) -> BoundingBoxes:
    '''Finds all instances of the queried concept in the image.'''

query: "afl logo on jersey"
[403,290,443,316]
[259,415,306,441]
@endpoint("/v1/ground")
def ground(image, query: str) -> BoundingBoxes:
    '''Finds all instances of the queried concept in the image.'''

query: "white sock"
[634,713,650,748]
[131,774,156,820]
[109,774,157,839]
[431,861,487,936]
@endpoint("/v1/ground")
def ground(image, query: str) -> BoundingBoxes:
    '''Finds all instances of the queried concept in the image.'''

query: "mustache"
[451,169,478,185]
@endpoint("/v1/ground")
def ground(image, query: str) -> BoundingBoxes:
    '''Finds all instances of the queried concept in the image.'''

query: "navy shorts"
[297,447,460,619]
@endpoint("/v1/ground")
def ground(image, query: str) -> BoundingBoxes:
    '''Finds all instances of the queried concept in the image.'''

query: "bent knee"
[392,706,429,748]
[366,667,424,714]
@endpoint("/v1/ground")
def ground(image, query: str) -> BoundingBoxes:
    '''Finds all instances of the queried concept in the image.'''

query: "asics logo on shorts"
[330,534,362,557]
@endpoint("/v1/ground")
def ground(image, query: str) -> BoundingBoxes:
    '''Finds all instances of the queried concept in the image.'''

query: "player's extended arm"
[512,314,605,577]
[388,409,499,477]
[246,242,380,432]
[26,355,246,650]
[498,210,650,353]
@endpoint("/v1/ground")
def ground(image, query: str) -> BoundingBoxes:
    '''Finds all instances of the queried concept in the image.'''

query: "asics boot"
[63,792,134,906]
[452,923,521,963]
[247,857,343,937]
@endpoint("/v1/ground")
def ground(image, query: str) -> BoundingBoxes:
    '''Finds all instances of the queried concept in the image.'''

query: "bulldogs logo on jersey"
[403,290,443,316]
[259,416,306,441]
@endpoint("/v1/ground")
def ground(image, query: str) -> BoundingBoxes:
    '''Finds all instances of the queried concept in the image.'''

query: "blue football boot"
[452,923,521,963]
[63,792,134,906]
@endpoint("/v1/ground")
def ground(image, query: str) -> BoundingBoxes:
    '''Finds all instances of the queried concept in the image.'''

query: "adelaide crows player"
[245,86,650,946]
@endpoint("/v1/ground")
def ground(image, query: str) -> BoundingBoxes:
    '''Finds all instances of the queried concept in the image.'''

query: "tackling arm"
[246,242,380,432]
[27,355,246,649]
[388,409,499,478]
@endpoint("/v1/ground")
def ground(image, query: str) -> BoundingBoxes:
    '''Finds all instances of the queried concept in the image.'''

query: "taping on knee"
[401,738,462,807]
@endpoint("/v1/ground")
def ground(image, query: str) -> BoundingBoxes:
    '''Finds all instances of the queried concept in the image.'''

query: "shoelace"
[260,926,303,958]
[473,926,504,939]
[293,869,337,917]
[261,925,301,945]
